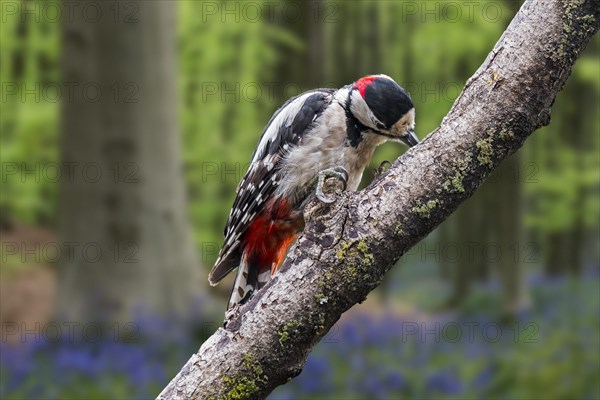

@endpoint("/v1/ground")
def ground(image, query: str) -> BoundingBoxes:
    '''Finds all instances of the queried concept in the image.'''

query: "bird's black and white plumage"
[209,75,419,314]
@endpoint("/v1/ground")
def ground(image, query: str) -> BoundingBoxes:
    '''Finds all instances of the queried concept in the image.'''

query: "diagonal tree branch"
[158,1,599,398]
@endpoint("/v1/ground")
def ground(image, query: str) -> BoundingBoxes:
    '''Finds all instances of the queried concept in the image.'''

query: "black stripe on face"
[364,78,413,129]
[345,92,370,148]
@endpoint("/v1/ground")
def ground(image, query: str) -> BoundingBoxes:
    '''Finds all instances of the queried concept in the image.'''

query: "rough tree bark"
[158,0,599,398]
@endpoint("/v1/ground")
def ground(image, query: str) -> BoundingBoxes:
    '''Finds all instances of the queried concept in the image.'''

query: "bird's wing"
[208,89,335,285]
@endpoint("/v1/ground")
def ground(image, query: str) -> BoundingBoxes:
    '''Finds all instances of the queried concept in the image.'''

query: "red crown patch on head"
[354,75,377,98]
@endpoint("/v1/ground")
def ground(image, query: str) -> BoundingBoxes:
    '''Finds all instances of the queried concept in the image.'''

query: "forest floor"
[1,222,598,399]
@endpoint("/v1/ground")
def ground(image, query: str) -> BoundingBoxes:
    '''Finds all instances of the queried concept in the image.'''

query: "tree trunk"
[158,1,599,398]
[495,153,530,316]
[546,232,570,275]
[565,79,594,275]
[445,203,474,307]
[58,1,200,326]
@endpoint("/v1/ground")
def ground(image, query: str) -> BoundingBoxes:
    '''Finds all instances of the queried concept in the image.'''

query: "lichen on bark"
[157,1,600,399]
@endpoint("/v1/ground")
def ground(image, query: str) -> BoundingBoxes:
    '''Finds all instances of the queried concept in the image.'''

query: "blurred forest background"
[1,0,599,399]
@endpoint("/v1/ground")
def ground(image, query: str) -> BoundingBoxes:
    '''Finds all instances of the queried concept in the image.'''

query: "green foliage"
[524,40,600,233]
[1,4,599,399]
[178,1,302,258]
[1,0,598,268]
[1,1,60,225]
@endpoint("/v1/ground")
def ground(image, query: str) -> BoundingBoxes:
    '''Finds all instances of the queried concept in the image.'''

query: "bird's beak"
[401,130,420,147]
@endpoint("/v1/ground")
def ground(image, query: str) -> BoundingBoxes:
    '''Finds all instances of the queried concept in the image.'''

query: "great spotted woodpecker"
[209,74,419,314]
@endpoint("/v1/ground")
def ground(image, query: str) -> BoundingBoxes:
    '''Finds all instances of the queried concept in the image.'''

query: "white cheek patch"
[349,90,385,130]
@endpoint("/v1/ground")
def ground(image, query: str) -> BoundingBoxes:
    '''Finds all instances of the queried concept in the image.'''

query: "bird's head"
[347,74,419,147]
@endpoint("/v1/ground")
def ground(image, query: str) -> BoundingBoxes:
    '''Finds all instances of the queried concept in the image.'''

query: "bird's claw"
[316,166,348,204]
[373,160,392,178]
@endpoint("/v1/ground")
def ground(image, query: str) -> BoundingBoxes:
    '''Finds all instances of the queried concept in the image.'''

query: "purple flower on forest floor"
[0,345,35,393]
[386,371,407,391]
[339,321,362,346]
[426,369,463,395]
[528,272,568,287]
[349,353,364,371]
[0,317,200,400]
[298,356,331,393]
[269,390,295,400]
[473,363,496,389]
[363,374,388,398]
[55,346,100,376]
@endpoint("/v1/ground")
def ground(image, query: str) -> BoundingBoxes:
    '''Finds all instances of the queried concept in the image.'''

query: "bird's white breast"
[276,102,385,205]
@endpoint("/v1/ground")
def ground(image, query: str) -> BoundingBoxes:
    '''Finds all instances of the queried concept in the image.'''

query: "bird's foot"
[316,166,348,204]
[373,160,392,179]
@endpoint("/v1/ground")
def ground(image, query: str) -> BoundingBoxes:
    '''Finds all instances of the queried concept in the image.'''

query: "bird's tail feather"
[208,249,241,286]
[226,253,273,310]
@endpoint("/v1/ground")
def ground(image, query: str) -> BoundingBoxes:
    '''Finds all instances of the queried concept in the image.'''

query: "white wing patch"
[250,92,316,164]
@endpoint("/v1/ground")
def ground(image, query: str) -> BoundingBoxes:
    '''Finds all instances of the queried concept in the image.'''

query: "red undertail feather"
[244,198,300,276]
[226,198,303,310]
